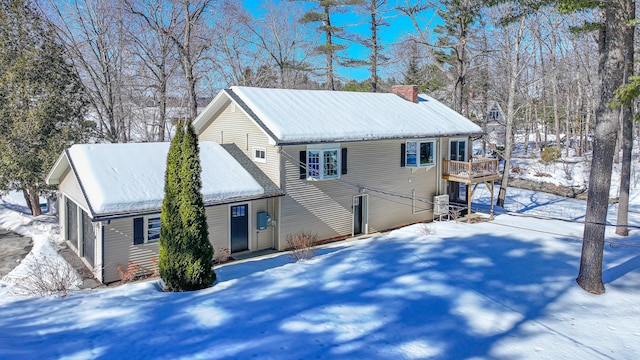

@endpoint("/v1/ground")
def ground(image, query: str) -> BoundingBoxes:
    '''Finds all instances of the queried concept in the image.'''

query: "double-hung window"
[306,144,340,180]
[405,140,435,167]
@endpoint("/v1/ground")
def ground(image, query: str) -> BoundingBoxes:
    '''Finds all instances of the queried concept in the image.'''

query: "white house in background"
[47,85,495,284]
[46,142,283,283]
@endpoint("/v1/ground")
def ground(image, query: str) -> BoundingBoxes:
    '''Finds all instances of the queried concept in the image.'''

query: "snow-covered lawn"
[1,188,639,359]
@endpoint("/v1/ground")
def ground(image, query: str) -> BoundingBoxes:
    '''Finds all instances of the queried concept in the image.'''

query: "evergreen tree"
[178,122,215,290]
[299,0,362,90]
[0,0,91,215]
[159,125,184,291]
[159,123,216,291]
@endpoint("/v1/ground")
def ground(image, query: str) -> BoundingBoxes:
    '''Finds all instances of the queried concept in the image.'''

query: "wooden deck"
[442,158,500,220]
[442,158,499,183]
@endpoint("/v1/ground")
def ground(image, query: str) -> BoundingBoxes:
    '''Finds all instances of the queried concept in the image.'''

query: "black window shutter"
[299,150,306,179]
[400,143,406,167]
[133,217,144,245]
[341,148,348,175]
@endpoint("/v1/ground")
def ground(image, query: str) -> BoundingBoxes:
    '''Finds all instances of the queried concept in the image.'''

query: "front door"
[353,195,367,236]
[353,196,363,236]
[230,204,249,253]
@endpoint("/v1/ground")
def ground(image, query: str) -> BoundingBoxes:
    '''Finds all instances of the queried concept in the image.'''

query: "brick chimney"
[392,85,419,103]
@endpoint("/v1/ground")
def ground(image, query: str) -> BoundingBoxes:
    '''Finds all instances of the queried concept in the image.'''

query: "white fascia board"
[45,150,70,185]
[192,90,229,135]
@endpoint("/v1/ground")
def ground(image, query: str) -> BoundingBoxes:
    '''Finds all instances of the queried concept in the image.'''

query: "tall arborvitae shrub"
[159,125,185,291]
[159,123,216,291]
[177,123,215,290]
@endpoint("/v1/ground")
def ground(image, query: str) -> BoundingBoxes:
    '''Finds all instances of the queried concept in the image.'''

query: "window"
[450,139,466,162]
[253,147,266,163]
[305,145,341,180]
[147,217,160,243]
[405,140,435,167]
[133,216,161,245]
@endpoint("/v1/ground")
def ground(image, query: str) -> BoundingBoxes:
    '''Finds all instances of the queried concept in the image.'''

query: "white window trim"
[448,138,468,162]
[252,146,267,163]
[306,144,341,180]
[145,215,161,244]
[405,139,436,168]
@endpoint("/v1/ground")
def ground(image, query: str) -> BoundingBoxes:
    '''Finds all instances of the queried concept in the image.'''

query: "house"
[193,85,494,248]
[47,85,496,284]
[46,142,284,283]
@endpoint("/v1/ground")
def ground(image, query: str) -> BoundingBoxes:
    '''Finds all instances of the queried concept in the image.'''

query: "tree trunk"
[613,113,622,163]
[370,2,378,93]
[577,0,630,294]
[325,5,335,91]
[615,1,635,236]
[616,103,633,236]
[23,187,42,216]
[497,17,524,208]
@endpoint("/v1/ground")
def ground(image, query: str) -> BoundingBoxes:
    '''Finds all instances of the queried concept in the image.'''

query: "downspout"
[436,138,441,195]
[100,224,105,284]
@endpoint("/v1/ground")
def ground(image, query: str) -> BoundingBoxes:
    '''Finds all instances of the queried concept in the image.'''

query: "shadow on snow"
[1,228,624,360]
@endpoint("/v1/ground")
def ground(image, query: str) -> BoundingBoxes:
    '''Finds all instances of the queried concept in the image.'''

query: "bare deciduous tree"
[45,0,133,142]
[127,0,213,122]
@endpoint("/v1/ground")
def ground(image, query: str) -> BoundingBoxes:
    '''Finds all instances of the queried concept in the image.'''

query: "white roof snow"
[66,142,264,216]
[226,86,482,143]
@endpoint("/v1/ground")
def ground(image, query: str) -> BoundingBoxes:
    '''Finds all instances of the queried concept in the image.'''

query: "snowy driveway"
[0,228,32,278]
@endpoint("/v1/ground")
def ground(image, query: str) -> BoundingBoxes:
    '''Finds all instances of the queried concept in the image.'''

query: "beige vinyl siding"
[59,168,89,212]
[103,216,160,283]
[102,199,274,283]
[199,101,280,185]
[249,198,276,250]
[206,199,276,252]
[279,140,438,247]
[205,205,228,252]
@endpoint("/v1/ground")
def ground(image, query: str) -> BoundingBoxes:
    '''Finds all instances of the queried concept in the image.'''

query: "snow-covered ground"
[1,186,639,359]
[475,135,640,197]
[0,193,75,299]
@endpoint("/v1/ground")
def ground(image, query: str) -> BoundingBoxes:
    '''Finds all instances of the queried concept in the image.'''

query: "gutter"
[92,192,285,222]
[275,132,486,146]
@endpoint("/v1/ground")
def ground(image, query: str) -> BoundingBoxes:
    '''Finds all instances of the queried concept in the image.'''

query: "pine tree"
[181,123,215,290]
[299,0,362,90]
[159,125,184,291]
[0,0,91,215]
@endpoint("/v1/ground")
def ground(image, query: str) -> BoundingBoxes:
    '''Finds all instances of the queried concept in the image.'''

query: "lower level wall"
[101,198,278,284]
[278,141,438,249]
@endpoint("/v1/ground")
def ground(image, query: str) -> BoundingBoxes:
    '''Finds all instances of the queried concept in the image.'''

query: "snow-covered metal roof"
[193,86,482,144]
[47,142,274,218]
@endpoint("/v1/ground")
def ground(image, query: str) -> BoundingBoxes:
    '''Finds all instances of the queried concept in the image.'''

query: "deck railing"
[442,158,499,181]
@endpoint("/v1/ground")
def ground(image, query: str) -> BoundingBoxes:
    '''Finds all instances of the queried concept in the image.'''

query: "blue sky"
[240,0,440,81]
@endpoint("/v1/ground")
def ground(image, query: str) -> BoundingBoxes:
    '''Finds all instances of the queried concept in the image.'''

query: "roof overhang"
[275,132,485,146]
[90,192,284,222]
[45,149,71,185]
